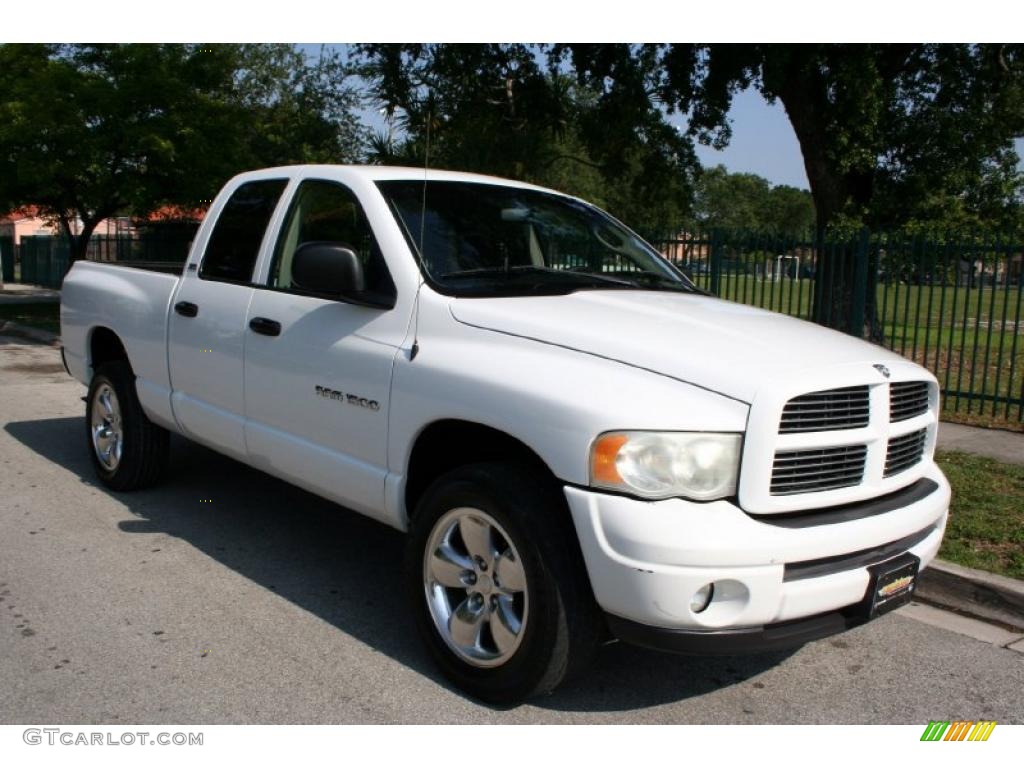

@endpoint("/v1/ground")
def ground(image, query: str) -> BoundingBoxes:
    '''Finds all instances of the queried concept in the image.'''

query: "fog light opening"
[690,582,715,614]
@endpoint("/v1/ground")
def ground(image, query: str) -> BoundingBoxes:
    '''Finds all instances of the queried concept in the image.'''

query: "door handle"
[174,301,199,318]
[249,317,282,337]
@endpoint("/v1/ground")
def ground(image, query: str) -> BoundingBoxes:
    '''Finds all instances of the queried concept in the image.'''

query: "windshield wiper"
[438,265,709,296]
[615,272,706,294]
[440,265,638,287]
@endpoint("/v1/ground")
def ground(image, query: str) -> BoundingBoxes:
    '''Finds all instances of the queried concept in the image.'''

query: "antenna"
[410,102,431,362]
[418,104,431,259]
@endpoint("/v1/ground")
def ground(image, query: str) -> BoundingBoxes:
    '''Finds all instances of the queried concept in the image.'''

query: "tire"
[406,462,603,704]
[85,361,169,491]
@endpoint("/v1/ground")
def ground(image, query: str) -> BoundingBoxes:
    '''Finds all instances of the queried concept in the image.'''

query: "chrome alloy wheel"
[90,383,123,471]
[423,507,529,668]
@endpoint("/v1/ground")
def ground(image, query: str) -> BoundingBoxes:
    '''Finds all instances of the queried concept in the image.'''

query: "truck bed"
[61,260,181,430]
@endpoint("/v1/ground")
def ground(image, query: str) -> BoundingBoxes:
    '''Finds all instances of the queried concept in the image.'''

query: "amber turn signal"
[591,434,628,484]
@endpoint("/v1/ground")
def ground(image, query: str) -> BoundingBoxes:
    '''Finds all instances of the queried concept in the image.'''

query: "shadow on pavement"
[5,415,794,714]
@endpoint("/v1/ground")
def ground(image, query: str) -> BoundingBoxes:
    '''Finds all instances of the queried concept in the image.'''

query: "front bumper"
[564,463,950,650]
[605,604,870,655]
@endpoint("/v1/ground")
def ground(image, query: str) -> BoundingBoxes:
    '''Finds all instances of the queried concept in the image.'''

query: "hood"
[449,291,908,403]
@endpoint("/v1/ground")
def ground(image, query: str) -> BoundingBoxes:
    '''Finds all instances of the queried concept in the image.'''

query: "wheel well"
[89,327,130,372]
[404,420,558,519]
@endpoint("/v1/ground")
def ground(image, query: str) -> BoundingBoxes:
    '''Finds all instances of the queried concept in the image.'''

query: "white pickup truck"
[61,165,950,703]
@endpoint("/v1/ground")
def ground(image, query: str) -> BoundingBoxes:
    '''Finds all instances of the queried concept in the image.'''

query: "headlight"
[590,431,742,501]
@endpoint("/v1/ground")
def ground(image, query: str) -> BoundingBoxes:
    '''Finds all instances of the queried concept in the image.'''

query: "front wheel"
[85,361,169,491]
[406,463,602,704]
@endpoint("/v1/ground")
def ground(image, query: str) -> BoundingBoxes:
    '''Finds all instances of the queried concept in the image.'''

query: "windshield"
[376,180,698,297]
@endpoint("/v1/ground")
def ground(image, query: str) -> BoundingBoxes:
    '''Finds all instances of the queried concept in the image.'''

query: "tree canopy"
[693,165,815,235]
[2,42,1022,271]
[552,43,1024,330]
[357,44,697,235]
[0,43,365,260]
[359,43,1024,235]
[556,43,1024,233]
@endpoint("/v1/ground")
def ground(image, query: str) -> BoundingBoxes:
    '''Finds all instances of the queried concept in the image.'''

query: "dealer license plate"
[866,553,920,618]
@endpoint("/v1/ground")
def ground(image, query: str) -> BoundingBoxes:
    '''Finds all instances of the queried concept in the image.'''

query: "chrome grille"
[890,381,929,422]
[885,428,927,477]
[779,386,870,433]
[771,445,867,495]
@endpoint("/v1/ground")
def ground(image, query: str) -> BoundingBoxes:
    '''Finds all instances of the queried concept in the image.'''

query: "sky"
[311,45,1023,193]
[688,90,808,189]
[696,94,1024,190]
[696,92,1024,190]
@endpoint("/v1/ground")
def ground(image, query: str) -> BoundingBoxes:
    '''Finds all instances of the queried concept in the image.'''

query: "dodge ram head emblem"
[873,364,891,378]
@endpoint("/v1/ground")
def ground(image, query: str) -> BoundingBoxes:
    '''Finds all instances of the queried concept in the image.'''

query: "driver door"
[242,178,404,519]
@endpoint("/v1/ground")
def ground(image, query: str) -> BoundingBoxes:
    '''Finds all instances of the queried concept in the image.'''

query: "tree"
[357,44,697,234]
[693,166,770,230]
[764,184,817,236]
[0,44,365,263]
[874,145,1024,232]
[867,47,1024,231]
[232,44,366,168]
[692,165,814,234]
[555,44,1024,330]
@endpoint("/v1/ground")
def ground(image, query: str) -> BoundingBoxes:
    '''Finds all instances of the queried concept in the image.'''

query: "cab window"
[268,179,396,300]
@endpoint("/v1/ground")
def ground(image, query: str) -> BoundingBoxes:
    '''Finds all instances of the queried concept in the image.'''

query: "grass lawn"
[935,451,1024,579]
[0,302,60,335]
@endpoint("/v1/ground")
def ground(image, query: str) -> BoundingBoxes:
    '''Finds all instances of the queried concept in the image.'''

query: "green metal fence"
[19,236,71,288]
[653,229,1024,425]
[0,235,14,283]
[10,229,195,289]
[85,232,195,263]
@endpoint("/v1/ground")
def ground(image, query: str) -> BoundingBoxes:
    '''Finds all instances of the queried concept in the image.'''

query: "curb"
[917,558,1024,631]
[0,320,61,347]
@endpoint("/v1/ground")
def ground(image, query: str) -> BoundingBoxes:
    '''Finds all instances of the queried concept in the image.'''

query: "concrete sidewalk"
[938,421,1024,466]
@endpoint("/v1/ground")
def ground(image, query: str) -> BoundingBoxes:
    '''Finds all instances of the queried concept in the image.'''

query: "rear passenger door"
[167,178,288,460]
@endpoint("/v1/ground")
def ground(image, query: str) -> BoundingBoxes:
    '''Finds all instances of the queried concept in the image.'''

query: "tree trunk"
[59,214,100,268]
[69,231,93,263]
[764,45,916,341]
[775,88,880,339]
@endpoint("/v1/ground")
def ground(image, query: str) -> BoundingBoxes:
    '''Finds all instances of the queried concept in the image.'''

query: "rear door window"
[199,179,288,283]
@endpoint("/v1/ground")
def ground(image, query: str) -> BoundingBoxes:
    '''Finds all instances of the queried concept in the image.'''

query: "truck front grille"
[889,381,929,422]
[779,386,870,433]
[884,428,928,477]
[771,445,868,495]
[743,376,937,513]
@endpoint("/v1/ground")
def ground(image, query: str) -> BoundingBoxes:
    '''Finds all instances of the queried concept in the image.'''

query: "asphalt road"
[1,333,1022,724]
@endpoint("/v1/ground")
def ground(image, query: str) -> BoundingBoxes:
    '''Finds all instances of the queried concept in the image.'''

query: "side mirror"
[292,242,365,297]
[290,241,395,309]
